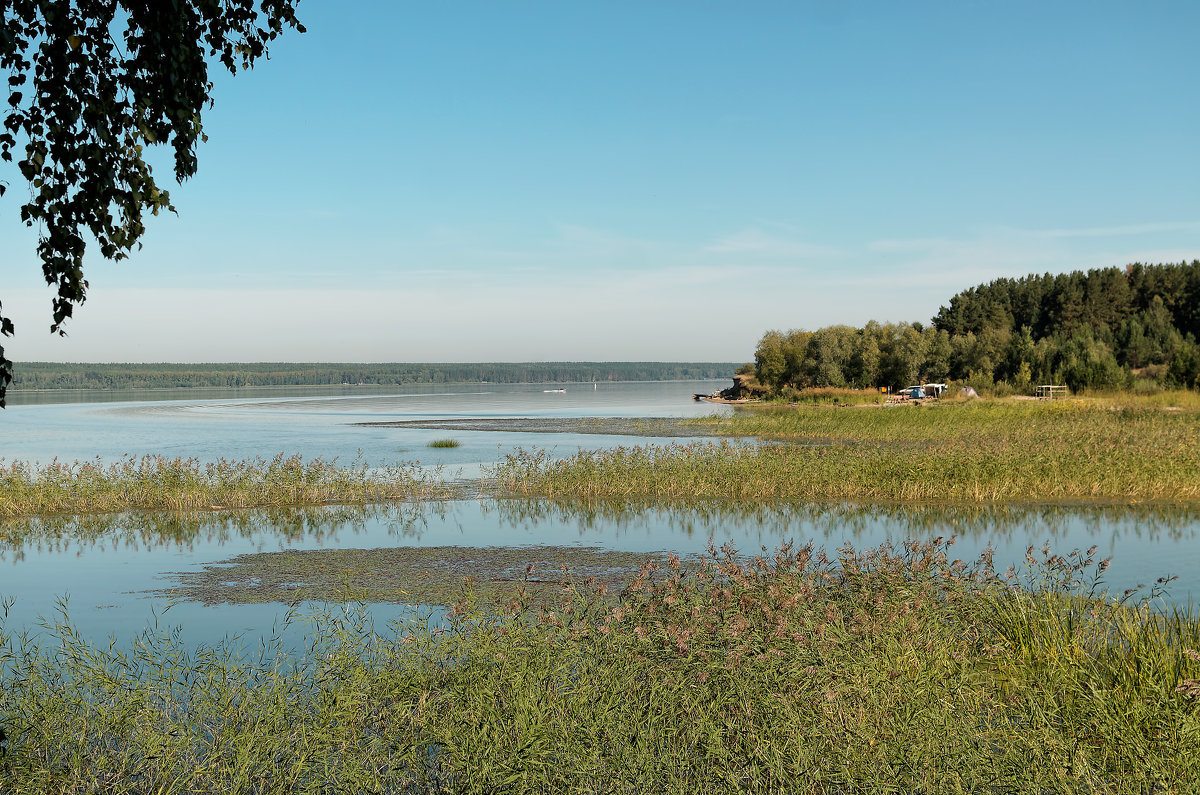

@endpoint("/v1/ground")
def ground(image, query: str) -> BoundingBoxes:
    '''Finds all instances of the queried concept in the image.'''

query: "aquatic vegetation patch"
[427,438,460,448]
[0,454,456,519]
[491,399,1200,502]
[3,538,1200,791]
[156,544,674,608]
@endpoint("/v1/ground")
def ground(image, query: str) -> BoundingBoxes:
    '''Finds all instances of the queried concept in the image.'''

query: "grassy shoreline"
[491,398,1200,503]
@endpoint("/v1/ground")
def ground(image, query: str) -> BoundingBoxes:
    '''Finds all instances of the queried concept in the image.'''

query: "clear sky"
[4,1,1200,363]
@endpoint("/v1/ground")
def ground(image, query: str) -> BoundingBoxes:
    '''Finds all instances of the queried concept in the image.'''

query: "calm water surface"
[3,381,730,477]
[2,382,1197,651]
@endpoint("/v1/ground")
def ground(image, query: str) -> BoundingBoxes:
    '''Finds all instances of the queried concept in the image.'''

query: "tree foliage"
[0,0,304,406]
[755,261,1200,395]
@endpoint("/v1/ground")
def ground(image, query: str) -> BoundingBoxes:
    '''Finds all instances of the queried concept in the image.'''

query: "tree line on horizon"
[9,362,739,392]
[753,261,1200,395]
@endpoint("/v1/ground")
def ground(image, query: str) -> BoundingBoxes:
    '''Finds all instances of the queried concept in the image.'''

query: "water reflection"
[1,498,1197,649]
[0,502,442,561]
[481,498,1200,604]
[4,499,1197,562]
[484,499,1200,543]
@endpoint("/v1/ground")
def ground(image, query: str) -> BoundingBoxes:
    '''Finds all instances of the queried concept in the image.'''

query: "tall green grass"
[702,392,1200,442]
[1068,388,1200,411]
[2,539,1199,791]
[0,454,451,518]
[773,385,887,405]
[492,399,1200,502]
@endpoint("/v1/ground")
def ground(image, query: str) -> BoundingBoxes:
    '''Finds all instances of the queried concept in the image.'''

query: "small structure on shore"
[1035,385,1069,400]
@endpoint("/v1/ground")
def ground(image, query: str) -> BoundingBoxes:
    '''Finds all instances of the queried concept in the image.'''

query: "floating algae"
[156,544,684,607]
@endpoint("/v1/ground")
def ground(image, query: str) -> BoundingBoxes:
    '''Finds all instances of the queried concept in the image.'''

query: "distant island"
[9,362,740,392]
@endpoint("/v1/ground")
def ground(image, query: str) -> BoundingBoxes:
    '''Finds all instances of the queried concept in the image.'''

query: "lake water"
[2,381,731,476]
[2,381,1198,651]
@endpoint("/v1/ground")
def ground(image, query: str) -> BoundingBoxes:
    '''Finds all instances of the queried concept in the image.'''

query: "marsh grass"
[1069,388,1200,411]
[0,454,453,519]
[775,386,887,406]
[491,398,1200,502]
[2,539,1199,792]
[428,439,461,448]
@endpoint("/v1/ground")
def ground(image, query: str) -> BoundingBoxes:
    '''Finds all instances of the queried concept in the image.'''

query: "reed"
[0,454,452,519]
[428,439,461,448]
[774,385,887,405]
[491,398,1200,502]
[2,539,1198,791]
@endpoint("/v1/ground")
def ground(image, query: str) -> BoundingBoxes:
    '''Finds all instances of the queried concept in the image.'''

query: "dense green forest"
[754,261,1200,394]
[10,362,738,391]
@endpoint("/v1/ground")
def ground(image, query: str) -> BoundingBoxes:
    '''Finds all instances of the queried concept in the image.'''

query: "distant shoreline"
[10,362,741,392]
[9,378,729,394]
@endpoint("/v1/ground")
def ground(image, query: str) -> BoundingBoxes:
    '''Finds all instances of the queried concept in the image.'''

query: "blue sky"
[4,1,1200,363]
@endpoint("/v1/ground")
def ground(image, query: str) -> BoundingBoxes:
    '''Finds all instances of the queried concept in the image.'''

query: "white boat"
[543,388,566,393]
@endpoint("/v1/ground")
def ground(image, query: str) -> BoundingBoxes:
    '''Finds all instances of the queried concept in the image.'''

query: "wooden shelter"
[1035,385,1069,400]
